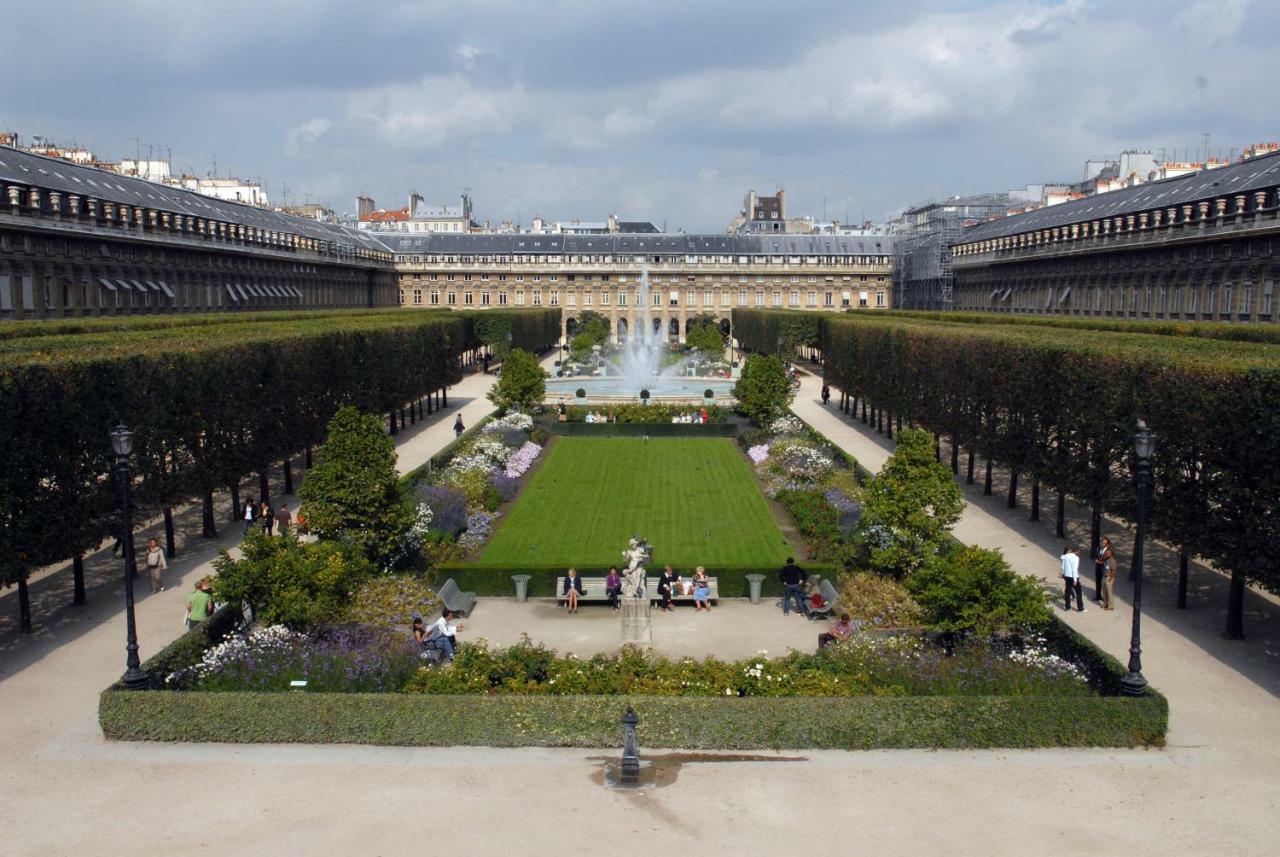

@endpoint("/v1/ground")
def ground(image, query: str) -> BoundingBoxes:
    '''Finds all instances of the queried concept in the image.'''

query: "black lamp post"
[111,423,149,690]
[1121,418,1155,697]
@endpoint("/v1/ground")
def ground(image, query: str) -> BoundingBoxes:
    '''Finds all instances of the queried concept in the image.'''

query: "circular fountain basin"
[546,376,735,403]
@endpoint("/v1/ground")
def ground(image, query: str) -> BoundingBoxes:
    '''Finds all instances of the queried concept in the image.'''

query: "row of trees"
[0,308,561,632]
[733,308,1280,639]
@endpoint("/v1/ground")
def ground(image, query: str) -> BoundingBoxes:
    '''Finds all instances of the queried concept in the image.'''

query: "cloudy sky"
[2,0,1276,230]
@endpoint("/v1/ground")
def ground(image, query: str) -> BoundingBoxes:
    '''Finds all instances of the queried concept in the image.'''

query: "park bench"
[809,579,840,620]
[553,576,720,606]
[437,578,477,617]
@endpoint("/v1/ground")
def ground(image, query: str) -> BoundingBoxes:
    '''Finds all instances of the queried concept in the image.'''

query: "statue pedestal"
[621,598,652,647]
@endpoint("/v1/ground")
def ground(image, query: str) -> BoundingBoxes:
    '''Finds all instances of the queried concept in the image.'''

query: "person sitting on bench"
[605,567,623,612]
[425,609,464,661]
[692,566,712,613]
[563,567,585,613]
[657,566,678,612]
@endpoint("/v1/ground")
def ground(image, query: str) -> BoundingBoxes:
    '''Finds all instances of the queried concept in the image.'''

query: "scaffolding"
[891,193,1010,309]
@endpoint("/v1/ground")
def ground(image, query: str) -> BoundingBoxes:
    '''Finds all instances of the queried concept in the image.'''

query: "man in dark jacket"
[779,557,809,617]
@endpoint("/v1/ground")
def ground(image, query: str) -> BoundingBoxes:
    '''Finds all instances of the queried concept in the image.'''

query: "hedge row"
[737,307,1280,638]
[99,686,1166,748]
[878,309,1280,345]
[0,308,561,631]
[548,423,738,438]
[432,563,838,598]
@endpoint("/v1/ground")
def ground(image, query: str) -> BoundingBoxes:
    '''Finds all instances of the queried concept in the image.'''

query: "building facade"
[950,150,1280,323]
[890,194,1011,309]
[0,148,397,319]
[385,233,893,341]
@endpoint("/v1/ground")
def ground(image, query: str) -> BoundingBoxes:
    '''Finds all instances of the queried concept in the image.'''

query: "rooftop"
[379,233,891,255]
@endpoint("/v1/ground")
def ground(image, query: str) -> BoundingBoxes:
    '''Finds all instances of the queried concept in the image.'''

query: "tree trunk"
[1089,506,1102,571]
[966,448,975,485]
[18,570,32,634]
[861,399,868,424]
[885,410,893,440]
[228,482,241,523]
[896,413,903,433]
[305,445,313,468]
[259,470,270,505]
[409,403,416,425]
[934,434,942,463]
[283,459,294,495]
[1030,481,1040,521]
[72,552,87,606]
[1006,469,1018,508]
[442,389,448,408]
[202,491,218,538]
[389,411,398,435]
[983,457,993,495]
[1176,547,1189,610]
[164,506,177,558]
[1055,492,1065,538]
[1225,568,1245,639]
[950,439,959,474]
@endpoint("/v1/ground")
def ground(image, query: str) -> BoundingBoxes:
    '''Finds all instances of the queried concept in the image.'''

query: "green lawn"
[477,437,793,567]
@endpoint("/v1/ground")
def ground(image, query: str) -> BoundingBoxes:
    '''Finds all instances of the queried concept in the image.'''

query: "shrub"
[300,406,414,566]
[563,404,726,424]
[685,323,726,357]
[416,485,466,537]
[733,353,793,424]
[575,387,587,398]
[211,533,376,630]
[345,575,440,628]
[704,388,715,399]
[907,545,1053,637]
[835,572,923,629]
[487,348,546,412]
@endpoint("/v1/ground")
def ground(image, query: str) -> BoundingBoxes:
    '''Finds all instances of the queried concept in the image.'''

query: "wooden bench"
[553,576,720,606]
[437,578,477,617]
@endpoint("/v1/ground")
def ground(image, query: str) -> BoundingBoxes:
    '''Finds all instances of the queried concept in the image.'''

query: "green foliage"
[562,404,726,424]
[99,689,1168,748]
[344,575,440,627]
[487,348,546,413]
[777,489,842,556]
[299,406,414,566]
[859,428,964,578]
[685,322,726,356]
[211,533,375,629]
[835,573,924,629]
[907,545,1053,637]
[733,354,794,424]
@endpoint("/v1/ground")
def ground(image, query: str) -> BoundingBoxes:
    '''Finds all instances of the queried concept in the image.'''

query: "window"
[806,291,816,307]
[669,290,678,306]
[824,292,833,307]
[841,290,851,308]
[430,290,440,305]
[464,291,473,305]
[652,292,661,306]
[447,291,456,305]
[398,290,405,305]
[585,292,593,306]
[618,292,627,307]
[789,290,799,307]
[568,292,577,307]
[773,291,783,307]
[754,291,764,306]
[413,289,422,305]
[498,292,508,306]
[1242,286,1253,314]
[600,291,609,306]
[859,292,868,308]
[738,290,747,306]
[550,291,560,306]
[876,292,886,307]
[703,291,714,307]
[481,291,490,306]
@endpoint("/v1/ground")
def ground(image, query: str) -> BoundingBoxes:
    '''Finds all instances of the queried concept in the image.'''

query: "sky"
[2,0,1277,231]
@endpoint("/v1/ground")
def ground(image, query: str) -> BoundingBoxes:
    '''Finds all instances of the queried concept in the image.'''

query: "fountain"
[546,266,736,403]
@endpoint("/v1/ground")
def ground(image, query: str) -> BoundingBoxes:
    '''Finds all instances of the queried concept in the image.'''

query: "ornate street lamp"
[1121,418,1155,697]
[111,424,149,690]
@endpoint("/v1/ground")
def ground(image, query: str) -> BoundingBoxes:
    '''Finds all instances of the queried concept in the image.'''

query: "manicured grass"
[477,437,792,567]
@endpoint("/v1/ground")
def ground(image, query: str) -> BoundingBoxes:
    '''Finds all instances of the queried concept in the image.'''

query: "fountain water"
[612,265,673,391]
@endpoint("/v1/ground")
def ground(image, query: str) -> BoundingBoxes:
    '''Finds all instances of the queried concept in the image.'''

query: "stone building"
[386,233,893,342]
[950,150,1280,323]
[0,148,397,319]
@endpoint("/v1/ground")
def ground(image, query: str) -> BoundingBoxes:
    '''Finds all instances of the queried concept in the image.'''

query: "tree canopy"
[732,353,794,424]
[488,348,546,413]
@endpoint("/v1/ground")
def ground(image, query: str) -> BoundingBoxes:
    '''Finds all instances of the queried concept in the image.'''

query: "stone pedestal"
[621,598,652,647]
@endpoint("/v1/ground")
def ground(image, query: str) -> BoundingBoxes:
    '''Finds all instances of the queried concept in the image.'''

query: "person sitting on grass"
[692,566,711,612]
[563,567,585,613]
[605,567,623,612]
[818,614,855,649]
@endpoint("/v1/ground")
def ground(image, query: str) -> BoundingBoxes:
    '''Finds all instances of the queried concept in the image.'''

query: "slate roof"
[963,150,1280,242]
[379,232,891,255]
[0,147,389,253]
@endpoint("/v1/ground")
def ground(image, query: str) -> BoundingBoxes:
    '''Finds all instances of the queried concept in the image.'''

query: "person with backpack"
[143,538,168,594]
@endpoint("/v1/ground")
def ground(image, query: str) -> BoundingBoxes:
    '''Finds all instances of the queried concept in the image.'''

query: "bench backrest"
[819,578,839,604]
[438,579,461,600]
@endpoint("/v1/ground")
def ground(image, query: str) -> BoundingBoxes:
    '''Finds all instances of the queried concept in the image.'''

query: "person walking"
[454,414,465,438]
[275,503,293,537]
[260,499,274,536]
[184,579,213,630]
[779,557,810,617]
[1060,545,1084,612]
[243,499,257,535]
[143,538,167,594]
[1102,540,1118,610]
[821,384,831,405]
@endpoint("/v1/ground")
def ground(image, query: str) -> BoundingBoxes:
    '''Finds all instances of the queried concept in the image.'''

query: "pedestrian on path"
[260,500,274,536]
[1102,540,1118,610]
[779,557,810,618]
[454,414,465,438]
[184,578,213,630]
[1094,537,1114,604]
[243,500,257,535]
[821,384,831,405]
[144,538,167,594]
[275,503,292,537]
[1060,545,1084,612]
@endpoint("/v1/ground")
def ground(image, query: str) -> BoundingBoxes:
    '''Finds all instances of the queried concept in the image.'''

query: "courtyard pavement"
[0,358,1276,856]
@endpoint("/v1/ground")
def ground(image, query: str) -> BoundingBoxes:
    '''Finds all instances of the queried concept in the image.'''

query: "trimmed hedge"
[549,423,738,438]
[99,686,1167,748]
[433,563,838,598]
[879,309,1280,345]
